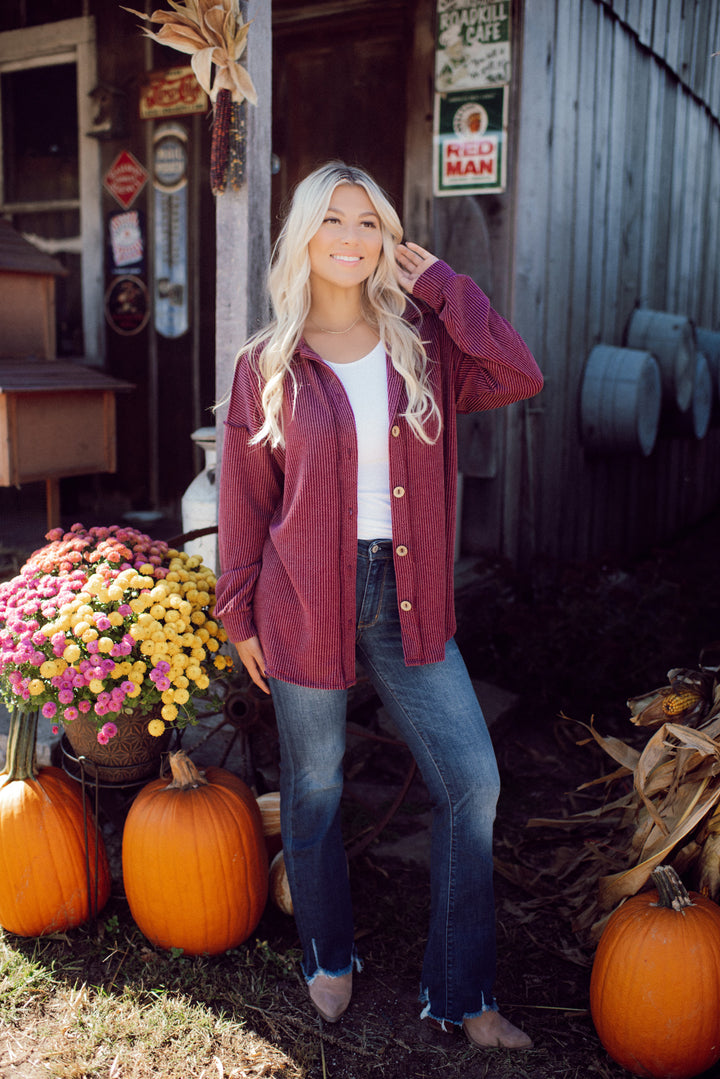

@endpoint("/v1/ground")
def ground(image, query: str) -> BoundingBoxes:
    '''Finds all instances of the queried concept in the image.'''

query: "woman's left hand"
[395,241,438,294]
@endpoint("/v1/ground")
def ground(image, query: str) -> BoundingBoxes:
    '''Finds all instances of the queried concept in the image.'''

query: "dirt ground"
[212,505,720,1078]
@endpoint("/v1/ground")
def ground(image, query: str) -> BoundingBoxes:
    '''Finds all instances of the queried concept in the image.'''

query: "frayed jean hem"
[418,986,498,1029]
[303,947,363,985]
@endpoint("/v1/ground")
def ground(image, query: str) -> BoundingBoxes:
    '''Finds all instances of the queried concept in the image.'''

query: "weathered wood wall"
[510,0,720,567]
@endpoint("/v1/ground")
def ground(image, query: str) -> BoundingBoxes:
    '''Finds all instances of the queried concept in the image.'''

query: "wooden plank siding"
[512,0,720,566]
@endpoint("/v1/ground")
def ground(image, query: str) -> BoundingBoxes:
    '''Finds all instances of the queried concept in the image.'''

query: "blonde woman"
[216,162,543,1049]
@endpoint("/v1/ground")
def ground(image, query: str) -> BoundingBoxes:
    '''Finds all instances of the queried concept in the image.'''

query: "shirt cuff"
[411,258,459,311]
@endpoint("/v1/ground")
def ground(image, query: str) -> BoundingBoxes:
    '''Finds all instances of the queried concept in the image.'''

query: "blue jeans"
[268,539,501,1026]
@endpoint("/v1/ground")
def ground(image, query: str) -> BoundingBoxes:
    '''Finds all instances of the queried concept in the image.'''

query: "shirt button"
[391,425,400,437]
[396,545,408,556]
[400,600,412,611]
[393,486,405,498]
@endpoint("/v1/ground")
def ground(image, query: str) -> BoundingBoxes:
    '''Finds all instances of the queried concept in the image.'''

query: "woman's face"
[307,184,384,292]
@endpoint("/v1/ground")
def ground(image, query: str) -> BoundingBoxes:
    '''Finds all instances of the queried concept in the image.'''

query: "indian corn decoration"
[124,0,256,193]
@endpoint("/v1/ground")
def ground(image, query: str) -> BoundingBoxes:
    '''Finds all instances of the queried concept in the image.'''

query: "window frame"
[0,16,103,363]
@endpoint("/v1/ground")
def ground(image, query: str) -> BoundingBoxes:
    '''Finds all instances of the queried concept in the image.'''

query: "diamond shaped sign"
[103,150,148,210]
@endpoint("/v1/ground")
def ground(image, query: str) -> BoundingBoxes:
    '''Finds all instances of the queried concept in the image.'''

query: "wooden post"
[214,0,273,463]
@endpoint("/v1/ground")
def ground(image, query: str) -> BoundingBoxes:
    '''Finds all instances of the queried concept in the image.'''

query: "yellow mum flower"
[140,641,155,656]
[129,625,145,641]
[147,718,166,737]
[107,584,124,602]
[172,674,190,689]
[206,638,219,653]
[161,689,175,704]
[130,596,149,614]
[161,703,178,722]
[190,611,206,626]
[173,687,190,705]
[151,641,168,655]
[195,674,210,690]
[128,671,144,685]
[28,679,45,695]
[73,621,90,638]
[185,664,202,680]
[97,637,115,654]
[108,611,124,627]
[81,628,99,644]
[63,643,81,663]
[196,591,211,606]
[88,678,105,694]
[138,563,154,575]
[126,683,142,698]
[205,621,219,635]
[213,655,228,670]
[149,603,166,621]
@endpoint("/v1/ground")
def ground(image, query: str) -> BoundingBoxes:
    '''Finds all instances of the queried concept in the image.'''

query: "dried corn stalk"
[123,1,257,193]
[528,642,720,940]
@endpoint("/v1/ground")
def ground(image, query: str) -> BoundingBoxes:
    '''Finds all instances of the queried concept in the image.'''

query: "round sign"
[153,126,188,192]
[104,275,150,336]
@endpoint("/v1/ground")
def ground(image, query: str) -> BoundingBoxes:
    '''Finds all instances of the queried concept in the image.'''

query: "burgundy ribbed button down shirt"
[216,259,543,689]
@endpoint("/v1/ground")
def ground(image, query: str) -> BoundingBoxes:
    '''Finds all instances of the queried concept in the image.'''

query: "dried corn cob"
[227,100,247,189]
[662,689,703,715]
[210,88,232,195]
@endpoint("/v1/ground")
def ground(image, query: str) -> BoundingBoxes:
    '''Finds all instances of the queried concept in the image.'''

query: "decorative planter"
[62,709,172,785]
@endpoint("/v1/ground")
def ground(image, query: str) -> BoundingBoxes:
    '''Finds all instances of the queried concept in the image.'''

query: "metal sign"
[153,123,189,338]
[103,150,149,209]
[140,66,208,120]
[434,85,507,195]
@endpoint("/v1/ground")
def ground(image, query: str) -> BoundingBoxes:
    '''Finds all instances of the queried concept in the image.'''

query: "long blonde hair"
[238,162,441,448]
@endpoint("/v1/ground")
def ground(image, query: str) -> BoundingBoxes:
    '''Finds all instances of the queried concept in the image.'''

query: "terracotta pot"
[62,709,172,784]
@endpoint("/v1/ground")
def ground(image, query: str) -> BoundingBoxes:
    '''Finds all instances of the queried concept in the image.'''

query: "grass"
[0,907,309,1078]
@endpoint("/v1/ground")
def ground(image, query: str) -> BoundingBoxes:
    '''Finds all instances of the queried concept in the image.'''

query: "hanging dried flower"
[123,1,256,193]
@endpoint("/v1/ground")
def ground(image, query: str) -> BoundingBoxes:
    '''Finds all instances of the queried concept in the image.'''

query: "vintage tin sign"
[103,150,149,210]
[153,124,189,339]
[140,66,208,119]
[434,85,507,196]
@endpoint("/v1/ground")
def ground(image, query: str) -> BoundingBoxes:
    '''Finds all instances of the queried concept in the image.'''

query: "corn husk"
[528,649,720,940]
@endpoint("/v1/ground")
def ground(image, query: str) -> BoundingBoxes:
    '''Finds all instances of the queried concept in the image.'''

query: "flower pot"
[62,710,172,785]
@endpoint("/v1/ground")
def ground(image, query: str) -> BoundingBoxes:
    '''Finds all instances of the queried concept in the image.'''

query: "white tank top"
[326,341,392,539]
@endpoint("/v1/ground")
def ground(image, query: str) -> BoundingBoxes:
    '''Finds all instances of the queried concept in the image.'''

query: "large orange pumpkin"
[0,708,111,936]
[590,865,720,1079]
[122,750,268,955]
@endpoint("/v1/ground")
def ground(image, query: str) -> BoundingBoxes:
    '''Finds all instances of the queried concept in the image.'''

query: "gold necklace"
[308,314,363,335]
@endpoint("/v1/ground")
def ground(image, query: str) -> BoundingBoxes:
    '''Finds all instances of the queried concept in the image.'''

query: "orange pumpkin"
[0,708,111,936]
[122,750,268,955]
[590,865,720,1079]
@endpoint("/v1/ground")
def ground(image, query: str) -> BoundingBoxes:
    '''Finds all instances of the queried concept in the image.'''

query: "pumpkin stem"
[165,750,209,790]
[651,864,694,910]
[0,708,38,781]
